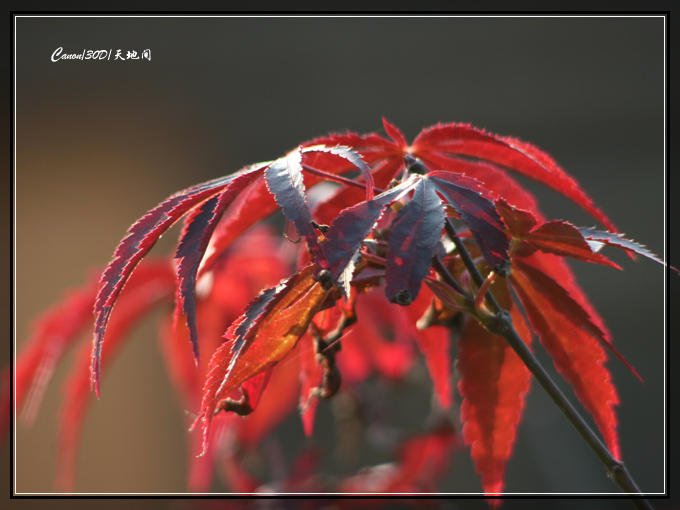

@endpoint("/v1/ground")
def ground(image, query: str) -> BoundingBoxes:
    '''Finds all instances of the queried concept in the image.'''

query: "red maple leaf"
[10,120,669,500]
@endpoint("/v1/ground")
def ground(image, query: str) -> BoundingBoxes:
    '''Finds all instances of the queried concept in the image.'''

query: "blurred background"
[10,13,674,509]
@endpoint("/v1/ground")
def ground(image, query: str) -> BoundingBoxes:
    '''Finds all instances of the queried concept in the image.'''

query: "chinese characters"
[115,49,151,61]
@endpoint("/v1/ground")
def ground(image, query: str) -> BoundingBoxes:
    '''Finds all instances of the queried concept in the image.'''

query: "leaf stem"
[431,255,473,305]
[302,164,380,192]
[440,217,652,508]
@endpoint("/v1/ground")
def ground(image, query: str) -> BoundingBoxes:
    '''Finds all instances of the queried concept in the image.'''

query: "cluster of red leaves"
[10,119,669,497]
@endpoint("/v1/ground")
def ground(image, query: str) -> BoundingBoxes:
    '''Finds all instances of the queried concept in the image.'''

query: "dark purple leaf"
[578,227,676,273]
[320,177,417,294]
[198,173,278,276]
[311,158,403,226]
[174,169,265,363]
[92,168,263,395]
[265,149,327,268]
[385,178,445,305]
[427,171,509,271]
[302,145,374,200]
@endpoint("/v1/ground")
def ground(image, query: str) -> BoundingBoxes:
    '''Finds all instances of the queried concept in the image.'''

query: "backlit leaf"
[524,220,621,269]
[57,260,175,491]
[304,126,402,169]
[15,120,659,497]
[510,255,621,459]
[335,289,415,383]
[458,279,532,497]
[16,276,100,424]
[192,264,329,456]
[412,123,617,232]
[404,288,453,409]
[198,174,278,275]
[495,198,538,236]
[174,169,265,363]
[92,165,266,395]
[381,117,408,148]
[419,154,542,222]
[164,230,289,491]
[311,157,403,227]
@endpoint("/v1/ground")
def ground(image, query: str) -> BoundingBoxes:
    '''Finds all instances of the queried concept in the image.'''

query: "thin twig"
[431,255,473,305]
[302,163,383,192]
[306,158,652,506]
[437,217,653,509]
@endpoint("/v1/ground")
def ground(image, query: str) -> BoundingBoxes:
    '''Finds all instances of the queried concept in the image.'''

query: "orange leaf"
[193,264,329,456]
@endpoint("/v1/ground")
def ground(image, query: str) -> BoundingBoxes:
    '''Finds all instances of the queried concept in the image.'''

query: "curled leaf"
[92,167,265,395]
[312,158,404,226]
[193,264,329,456]
[266,149,327,268]
[304,127,402,169]
[175,169,265,363]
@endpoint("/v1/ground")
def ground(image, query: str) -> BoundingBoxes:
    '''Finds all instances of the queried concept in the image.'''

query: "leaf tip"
[389,288,413,306]
[91,377,100,399]
[486,496,504,509]
[192,344,201,367]
[188,410,210,457]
